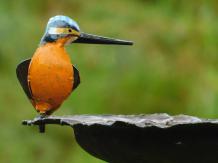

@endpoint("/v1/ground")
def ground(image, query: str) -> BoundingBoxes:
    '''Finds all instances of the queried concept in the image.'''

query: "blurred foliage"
[1,0,218,162]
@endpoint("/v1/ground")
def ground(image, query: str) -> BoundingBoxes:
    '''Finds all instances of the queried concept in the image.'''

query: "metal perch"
[23,114,218,163]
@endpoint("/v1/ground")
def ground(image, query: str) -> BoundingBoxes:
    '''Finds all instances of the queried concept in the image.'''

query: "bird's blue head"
[40,15,133,46]
[40,15,81,45]
[47,15,80,31]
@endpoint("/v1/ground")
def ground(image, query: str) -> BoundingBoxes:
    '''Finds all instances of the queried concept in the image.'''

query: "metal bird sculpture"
[16,15,133,132]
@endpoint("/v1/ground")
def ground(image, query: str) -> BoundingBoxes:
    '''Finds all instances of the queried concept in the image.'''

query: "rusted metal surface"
[23,114,218,163]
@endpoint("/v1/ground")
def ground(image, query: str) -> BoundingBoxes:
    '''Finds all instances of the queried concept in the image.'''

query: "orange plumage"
[28,39,73,114]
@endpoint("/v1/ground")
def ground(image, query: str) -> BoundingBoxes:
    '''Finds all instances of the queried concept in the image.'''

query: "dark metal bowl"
[23,114,218,163]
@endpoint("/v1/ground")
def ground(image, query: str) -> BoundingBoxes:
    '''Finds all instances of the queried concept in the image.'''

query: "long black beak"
[73,32,133,45]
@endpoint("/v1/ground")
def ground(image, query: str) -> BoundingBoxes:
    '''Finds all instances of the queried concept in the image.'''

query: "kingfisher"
[16,15,133,131]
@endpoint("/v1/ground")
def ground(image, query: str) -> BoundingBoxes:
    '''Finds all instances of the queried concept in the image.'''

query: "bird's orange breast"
[28,43,73,114]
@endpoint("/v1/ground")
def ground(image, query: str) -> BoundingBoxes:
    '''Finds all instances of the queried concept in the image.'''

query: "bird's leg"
[34,114,47,133]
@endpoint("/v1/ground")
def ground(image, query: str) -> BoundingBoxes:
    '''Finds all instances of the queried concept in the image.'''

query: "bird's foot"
[34,114,47,133]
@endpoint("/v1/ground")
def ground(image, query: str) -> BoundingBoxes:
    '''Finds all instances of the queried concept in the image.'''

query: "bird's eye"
[68,29,72,33]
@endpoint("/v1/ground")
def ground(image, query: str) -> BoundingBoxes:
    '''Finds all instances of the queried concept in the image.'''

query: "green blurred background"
[1,0,218,162]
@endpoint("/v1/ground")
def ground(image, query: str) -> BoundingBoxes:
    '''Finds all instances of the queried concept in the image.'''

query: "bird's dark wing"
[72,65,80,91]
[16,59,33,100]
